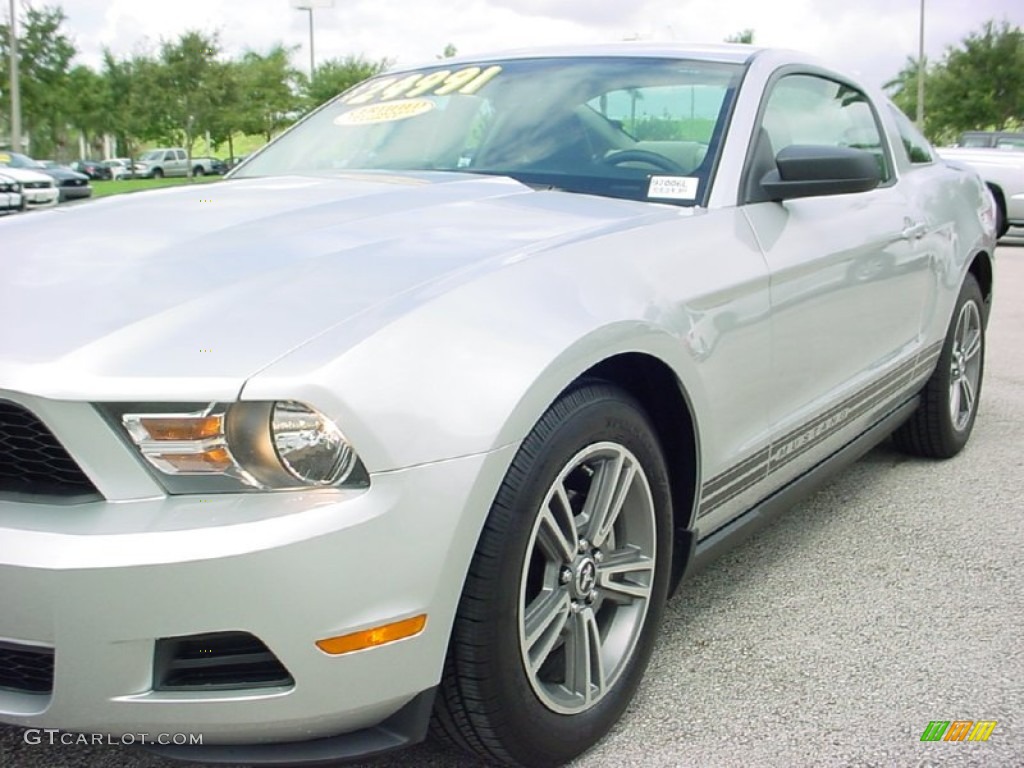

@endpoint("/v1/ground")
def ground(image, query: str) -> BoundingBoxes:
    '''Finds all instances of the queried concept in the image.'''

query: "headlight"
[271,401,358,485]
[100,401,368,494]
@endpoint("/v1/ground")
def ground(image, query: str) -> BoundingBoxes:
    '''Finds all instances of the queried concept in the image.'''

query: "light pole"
[916,0,925,128]
[7,0,21,151]
[291,0,334,81]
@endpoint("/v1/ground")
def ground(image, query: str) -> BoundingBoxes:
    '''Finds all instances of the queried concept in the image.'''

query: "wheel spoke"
[962,328,982,363]
[959,376,976,420]
[523,588,571,673]
[564,606,604,705]
[597,547,655,603]
[584,453,637,548]
[537,487,578,564]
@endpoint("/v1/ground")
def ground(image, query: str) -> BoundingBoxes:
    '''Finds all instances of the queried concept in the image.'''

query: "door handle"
[901,222,927,240]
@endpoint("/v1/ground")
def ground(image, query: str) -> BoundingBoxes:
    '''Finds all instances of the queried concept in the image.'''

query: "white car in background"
[0,157,57,209]
[102,158,133,180]
[0,172,22,214]
[937,145,1023,235]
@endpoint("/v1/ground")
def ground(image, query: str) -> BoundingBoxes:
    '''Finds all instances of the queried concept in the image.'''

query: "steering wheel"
[600,149,687,174]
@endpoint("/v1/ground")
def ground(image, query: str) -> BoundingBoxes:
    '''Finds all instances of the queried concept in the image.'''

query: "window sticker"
[648,175,700,201]
[335,99,436,126]
[341,66,502,105]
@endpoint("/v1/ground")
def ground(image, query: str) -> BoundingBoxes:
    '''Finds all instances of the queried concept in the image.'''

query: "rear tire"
[893,275,985,458]
[193,166,205,177]
[433,382,672,767]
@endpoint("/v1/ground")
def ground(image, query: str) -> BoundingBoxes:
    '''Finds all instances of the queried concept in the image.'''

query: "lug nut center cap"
[572,557,598,598]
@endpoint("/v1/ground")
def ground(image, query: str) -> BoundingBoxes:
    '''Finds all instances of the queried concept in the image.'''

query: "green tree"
[99,49,163,162]
[885,19,1024,142]
[151,30,226,175]
[929,20,1024,135]
[725,29,755,44]
[202,58,245,160]
[0,4,76,157]
[304,54,391,109]
[235,45,304,141]
[884,56,941,135]
[64,65,109,153]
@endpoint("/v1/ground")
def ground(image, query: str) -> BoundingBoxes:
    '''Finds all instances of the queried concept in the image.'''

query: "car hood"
[40,167,89,182]
[0,172,676,400]
[0,167,53,184]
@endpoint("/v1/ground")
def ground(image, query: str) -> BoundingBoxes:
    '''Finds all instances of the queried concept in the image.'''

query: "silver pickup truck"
[937,146,1023,236]
[132,148,220,178]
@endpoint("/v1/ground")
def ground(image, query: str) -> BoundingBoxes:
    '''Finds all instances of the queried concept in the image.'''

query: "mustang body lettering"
[0,43,996,767]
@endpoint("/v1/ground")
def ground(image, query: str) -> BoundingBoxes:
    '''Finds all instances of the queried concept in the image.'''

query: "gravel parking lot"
[2,243,1021,768]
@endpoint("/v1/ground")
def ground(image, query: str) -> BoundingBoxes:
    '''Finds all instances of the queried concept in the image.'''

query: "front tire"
[433,383,672,767]
[151,168,164,179]
[893,274,985,458]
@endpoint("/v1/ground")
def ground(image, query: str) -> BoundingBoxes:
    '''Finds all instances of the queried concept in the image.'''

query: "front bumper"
[0,192,21,213]
[21,188,57,207]
[58,185,92,202]
[0,403,514,748]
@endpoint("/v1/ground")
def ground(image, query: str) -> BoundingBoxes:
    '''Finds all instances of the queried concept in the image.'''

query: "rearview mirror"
[760,145,882,201]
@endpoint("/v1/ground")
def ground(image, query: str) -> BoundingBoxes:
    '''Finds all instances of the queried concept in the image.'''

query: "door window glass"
[761,74,891,182]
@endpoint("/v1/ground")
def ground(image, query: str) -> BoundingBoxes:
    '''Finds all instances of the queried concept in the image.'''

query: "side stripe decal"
[698,342,943,517]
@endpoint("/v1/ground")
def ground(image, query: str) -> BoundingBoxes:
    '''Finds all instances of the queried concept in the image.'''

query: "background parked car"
[937,145,1023,235]
[0,154,58,208]
[0,172,23,214]
[192,156,228,174]
[957,131,1024,150]
[132,148,221,178]
[0,150,91,202]
[102,158,133,180]
[71,159,114,180]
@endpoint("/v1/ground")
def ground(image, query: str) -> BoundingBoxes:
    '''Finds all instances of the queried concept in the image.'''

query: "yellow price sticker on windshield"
[342,66,502,105]
[334,99,436,125]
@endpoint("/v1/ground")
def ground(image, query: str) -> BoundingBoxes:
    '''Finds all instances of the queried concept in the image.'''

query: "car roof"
[393,41,768,73]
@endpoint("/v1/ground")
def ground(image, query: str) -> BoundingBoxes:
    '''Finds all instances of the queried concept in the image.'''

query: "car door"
[741,73,934,489]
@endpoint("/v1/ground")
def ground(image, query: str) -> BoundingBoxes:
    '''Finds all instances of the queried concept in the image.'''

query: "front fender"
[240,265,706,474]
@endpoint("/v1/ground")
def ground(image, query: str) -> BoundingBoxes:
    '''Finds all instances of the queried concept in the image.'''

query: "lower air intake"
[154,632,293,691]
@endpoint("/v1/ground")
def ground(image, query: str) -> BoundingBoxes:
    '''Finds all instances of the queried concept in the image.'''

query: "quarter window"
[888,106,934,165]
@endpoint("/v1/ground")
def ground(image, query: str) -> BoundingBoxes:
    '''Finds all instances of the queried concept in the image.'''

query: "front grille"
[0,400,99,497]
[62,179,86,187]
[155,632,294,691]
[0,641,55,695]
[23,181,49,189]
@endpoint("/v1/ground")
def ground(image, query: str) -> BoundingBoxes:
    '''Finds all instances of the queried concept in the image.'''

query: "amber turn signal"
[316,615,427,656]
[137,415,223,441]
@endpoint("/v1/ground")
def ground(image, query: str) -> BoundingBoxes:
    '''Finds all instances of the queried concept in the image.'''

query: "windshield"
[0,152,45,169]
[235,57,743,205]
[140,151,163,162]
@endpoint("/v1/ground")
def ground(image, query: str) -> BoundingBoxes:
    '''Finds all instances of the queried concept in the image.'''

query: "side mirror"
[760,145,882,201]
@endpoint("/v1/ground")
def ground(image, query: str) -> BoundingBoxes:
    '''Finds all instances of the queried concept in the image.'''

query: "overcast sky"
[37,0,1023,91]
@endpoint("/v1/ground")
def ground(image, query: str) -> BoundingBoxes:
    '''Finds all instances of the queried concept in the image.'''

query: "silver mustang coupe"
[0,43,996,767]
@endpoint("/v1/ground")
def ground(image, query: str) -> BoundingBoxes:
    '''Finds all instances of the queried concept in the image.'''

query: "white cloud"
[48,0,1024,91]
